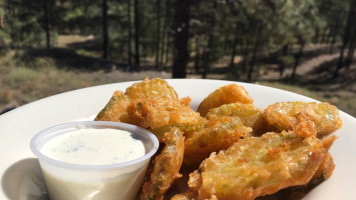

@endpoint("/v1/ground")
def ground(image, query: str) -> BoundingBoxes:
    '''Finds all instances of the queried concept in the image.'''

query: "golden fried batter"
[197,84,254,117]
[175,131,336,200]
[207,102,264,134]
[95,78,204,141]
[183,115,252,168]
[95,91,131,122]
[263,102,342,137]
[296,102,342,136]
[293,120,318,138]
[126,77,179,101]
[128,97,205,141]
[313,153,335,180]
[139,128,185,200]
[95,80,341,199]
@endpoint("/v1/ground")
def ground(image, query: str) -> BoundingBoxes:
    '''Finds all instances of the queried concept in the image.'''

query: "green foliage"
[0,0,52,47]
[0,0,350,72]
[278,55,295,66]
[63,8,84,21]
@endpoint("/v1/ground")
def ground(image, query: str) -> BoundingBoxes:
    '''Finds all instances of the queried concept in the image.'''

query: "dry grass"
[0,51,170,109]
[1,49,355,118]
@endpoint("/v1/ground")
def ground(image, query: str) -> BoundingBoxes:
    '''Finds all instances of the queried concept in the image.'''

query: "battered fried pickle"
[96,78,179,123]
[313,152,335,180]
[126,77,179,101]
[296,102,342,136]
[257,152,335,200]
[138,128,185,200]
[95,91,131,122]
[263,102,342,137]
[183,115,252,168]
[95,78,204,141]
[175,131,336,200]
[128,97,205,141]
[207,102,264,134]
[197,84,254,117]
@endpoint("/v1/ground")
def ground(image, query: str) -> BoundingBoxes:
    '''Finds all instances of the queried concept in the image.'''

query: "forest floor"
[0,35,355,117]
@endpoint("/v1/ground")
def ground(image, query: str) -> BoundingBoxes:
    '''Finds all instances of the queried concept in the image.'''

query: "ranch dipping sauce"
[30,121,159,200]
[41,128,146,165]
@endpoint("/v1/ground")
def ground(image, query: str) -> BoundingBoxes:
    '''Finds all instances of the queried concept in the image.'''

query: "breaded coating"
[296,102,342,136]
[95,91,130,122]
[293,120,318,138]
[263,102,307,131]
[95,78,204,141]
[197,84,254,117]
[128,97,205,141]
[95,78,206,142]
[176,131,336,200]
[313,153,335,180]
[138,128,185,200]
[183,115,252,167]
[263,102,342,137]
[257,153,335,200]
[126,77,179,101]
[207,102,264,134]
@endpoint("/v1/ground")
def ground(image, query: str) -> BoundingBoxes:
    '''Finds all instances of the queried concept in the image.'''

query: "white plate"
[1,79,355,200]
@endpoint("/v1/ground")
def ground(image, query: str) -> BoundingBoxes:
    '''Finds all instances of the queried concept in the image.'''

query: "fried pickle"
[126,77,179,101]
[183,115,252,168]
[207,102,264,135]
[263,102,342,137]
[95,78,204,141]
[95,91,131,122]
[197,84,254,117]
[313,152,335,180]
[175,131,336,200]
[96,78,179,123]
[257,152,335,200]
[139,128,185,200]
[128,97,205,141]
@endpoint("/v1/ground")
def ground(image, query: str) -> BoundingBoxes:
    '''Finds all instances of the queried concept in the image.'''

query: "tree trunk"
[242,41,249,73]
[321,26,328,44]
[164,35,171,67]
[201,0,217,79]
[329,36,336,54]
[127,0,132,66]
[0,17,4,28]
[43,0,50,51]
[161,29,168,67]
[160,28,166,66]
[134,0,140,66]
[172,0,190,78]
[345,26,356,69]
[155,0,161,69]
[279,44,289,78]
[329,13,343,54]
[194,37,200,74]
[202,33,214,79]
[83,0,89,15]
[247,31,260,82]
[160,0,170,67]
[291,42,305,79]
[102,0,108,60]
[282,44,289,55]
[334,0,356,78]
[230,33,238,70]
[314,27,319,44]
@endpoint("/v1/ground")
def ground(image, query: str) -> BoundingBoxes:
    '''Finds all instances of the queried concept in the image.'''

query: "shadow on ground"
[18,48,139,72]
